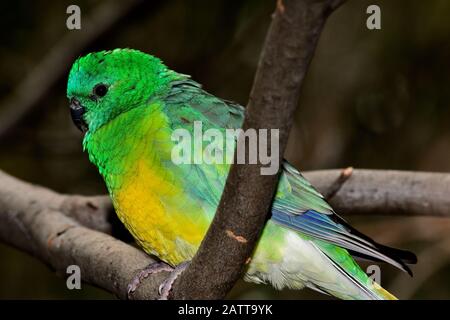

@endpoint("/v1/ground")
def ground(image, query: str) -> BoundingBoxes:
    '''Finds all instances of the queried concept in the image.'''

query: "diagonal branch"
[0,169,165,300]
[2,0,448,301]
[1,167,449,299]
[171,0,347,300]
[0,0,144,139]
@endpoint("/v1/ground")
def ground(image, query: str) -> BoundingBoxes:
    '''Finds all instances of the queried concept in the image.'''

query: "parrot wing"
[272,162,417,274]
[163,77,416,274]
[162,77,244,209]
[165,77,244,130]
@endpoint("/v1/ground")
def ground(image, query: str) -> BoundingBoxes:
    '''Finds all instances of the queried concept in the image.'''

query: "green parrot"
[67,49,416,300]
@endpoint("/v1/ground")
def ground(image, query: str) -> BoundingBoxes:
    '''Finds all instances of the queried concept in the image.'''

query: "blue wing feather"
[271,163,415,274]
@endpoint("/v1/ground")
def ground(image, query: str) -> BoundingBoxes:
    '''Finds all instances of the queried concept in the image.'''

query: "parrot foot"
[158,261,191,300]
[127,261,174,299]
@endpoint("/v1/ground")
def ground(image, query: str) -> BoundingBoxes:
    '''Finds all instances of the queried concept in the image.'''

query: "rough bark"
[306,169,450,218]
[1,168,449,299]
[3,0,448,301]
[171,0,347,299]
[0,170,166,300]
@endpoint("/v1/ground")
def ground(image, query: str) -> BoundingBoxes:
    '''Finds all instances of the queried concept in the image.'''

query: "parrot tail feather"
[313,242,398,300]
[370,282,398,300]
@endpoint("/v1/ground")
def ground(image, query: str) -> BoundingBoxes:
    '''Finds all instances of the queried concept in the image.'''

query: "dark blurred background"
[0,0,449,299]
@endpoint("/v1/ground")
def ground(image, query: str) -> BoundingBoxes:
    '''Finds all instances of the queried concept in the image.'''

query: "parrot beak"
[69,98,88,132]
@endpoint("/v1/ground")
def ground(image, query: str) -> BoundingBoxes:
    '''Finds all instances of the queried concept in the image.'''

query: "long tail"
[371,282,397,300]
[312,241,398,300]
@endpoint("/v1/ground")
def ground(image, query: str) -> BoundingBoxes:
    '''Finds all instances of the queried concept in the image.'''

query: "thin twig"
[306,169,450,217]
[324,166,353,200]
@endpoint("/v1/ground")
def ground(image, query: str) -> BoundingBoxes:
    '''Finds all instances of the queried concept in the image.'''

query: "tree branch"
[306,169,450,218]
[2,0,448,301]
[1,168,449,299]
[171,0,346,299]
[0,169,167,300]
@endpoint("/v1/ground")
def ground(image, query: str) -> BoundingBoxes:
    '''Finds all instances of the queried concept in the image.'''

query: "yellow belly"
[112,159,210,266]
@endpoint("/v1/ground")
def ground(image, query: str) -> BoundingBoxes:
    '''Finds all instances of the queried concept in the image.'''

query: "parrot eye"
[93,83,108,97]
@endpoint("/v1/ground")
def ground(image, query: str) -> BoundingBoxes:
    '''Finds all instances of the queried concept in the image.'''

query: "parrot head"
[67,49,176,134]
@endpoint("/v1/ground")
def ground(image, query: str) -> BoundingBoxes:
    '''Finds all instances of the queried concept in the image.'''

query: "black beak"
[70,98,88,132]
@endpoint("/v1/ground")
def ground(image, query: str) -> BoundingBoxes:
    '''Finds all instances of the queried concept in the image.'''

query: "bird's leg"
[127,261,174,299]
[158,261,191,300]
